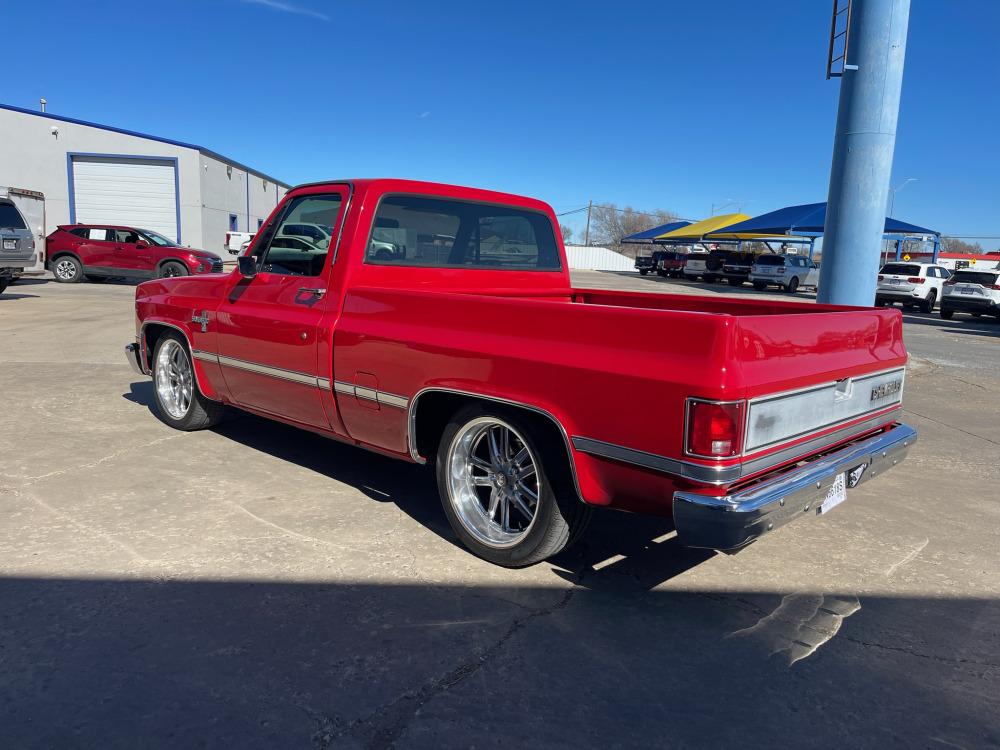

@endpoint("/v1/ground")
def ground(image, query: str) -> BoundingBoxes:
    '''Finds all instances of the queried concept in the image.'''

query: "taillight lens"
[907,277,925,284]
[877,275,884,281]
[686,400,743,458]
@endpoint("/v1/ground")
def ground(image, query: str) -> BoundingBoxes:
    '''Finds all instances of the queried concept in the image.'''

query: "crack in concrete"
[338,586,577,749]
[13,433,184,484]
[842,635,1000,670]
[902,408,1000,446]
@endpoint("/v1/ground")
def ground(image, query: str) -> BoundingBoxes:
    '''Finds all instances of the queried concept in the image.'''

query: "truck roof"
[286,178,554,214]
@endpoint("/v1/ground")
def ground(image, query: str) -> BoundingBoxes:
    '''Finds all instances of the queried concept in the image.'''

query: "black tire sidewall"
[435,404,575,567]
[159,262,188,279]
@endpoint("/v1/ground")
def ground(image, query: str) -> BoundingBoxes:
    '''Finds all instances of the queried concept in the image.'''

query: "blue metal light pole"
[818,0,912,306]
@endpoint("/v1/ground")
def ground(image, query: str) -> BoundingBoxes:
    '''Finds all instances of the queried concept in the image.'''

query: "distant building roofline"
[0,102,290,188]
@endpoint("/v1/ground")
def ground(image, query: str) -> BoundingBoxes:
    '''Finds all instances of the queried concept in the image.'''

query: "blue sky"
[4,1,998,245]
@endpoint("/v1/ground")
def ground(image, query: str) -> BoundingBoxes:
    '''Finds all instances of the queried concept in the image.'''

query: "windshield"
[0,202,27,229]
[141,230,178,247]
[881,263,920,275]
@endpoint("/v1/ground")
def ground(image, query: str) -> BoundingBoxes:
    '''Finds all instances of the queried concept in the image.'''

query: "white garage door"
[71,156,178,241]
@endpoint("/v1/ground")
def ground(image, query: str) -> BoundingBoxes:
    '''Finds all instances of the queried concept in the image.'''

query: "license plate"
[958,288,973,295]
[888,278,901,285]
[2,239,16,251]
[818,473,847,514]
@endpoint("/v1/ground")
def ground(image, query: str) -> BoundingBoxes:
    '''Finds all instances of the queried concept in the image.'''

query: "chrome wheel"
[155,339,193,420]
[54,259,77,280]
[446,417,541,549]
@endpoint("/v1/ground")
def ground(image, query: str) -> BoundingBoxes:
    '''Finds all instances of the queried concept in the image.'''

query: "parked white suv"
[750,254,819,293]
[682,252,710,280]
[876,262,950,313]
[940,268,1000,320]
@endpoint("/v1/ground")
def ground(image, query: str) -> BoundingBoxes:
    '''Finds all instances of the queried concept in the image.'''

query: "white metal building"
[564,245,635,272]
[0,102,290,258]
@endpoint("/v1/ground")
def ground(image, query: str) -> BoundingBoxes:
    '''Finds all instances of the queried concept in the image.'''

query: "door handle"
[298,287,326,297]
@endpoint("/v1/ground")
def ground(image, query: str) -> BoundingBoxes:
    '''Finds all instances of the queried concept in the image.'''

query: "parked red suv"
[45,225,223,283]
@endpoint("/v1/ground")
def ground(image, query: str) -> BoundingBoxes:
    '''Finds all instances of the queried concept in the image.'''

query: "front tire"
[639,269,648,276]
[940,308,954,320]
[436,405,590,567]
[159,261,188,279]
[52,256,83,283]
[151,333,224,431]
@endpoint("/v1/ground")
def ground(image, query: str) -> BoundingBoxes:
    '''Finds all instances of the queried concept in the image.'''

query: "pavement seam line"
[339,586,578,748]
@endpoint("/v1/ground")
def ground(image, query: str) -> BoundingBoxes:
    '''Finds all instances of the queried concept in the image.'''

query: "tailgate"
[732,308,907,454]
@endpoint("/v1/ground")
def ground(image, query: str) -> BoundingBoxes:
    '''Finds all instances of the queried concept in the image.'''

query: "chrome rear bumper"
[125,342,146,376]
[673,423,917,551]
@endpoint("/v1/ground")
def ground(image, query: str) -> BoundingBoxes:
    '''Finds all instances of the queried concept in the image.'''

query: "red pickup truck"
[126,179,916,567]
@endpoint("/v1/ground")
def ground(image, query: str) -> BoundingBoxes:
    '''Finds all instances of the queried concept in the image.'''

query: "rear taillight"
[877,275,884,281]
[686,399,743,458]
[907,277,925,284]
[992,285,1000,291]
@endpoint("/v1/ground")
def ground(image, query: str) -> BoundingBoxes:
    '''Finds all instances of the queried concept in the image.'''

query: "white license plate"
[958,288,974,295]
[818,473,847,514]
[888,278,901,285]
[2,239,16,250]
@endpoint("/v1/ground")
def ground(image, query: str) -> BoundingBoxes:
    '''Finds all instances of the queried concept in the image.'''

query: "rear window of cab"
[880,263,921,275]
[365,195,561,271]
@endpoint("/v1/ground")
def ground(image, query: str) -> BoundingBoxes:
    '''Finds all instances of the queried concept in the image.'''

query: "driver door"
[214,188,347,430]
[111,229,152,276]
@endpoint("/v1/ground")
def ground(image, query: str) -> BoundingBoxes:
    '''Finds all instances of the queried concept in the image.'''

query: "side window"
[89,228,109,241]
[68,227,89,238]
[254,193,343,277]
[939,267,951,279]
[365,195,561,271]
[114,230,140,244]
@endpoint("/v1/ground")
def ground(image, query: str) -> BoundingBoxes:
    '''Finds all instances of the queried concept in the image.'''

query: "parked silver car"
[750,254,820,293]
[0,197,36,294]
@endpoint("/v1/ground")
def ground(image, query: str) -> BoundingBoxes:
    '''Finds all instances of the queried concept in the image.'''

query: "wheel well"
[141,323,185,370]
[411,391,578,497]
[157,258,185,269]
[48,251,79,267]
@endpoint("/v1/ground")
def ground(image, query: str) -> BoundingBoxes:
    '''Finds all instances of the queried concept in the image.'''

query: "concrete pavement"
[0,275,997,748]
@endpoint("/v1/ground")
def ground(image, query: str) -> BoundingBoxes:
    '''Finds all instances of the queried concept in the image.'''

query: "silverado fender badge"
[847,463,868,488]
[191,311,210,333]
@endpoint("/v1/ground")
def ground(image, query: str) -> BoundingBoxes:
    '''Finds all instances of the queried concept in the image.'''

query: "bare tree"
[589,204,679,258]
[559,224,573,244]
[941,237,983,254]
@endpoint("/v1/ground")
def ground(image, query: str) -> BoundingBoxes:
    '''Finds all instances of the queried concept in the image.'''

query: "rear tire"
[920,290,937,313]
[639,269,648,276]
[753,281,767,291]
[52,255,83,283]
[704,274,718,284]
[436,404,591,567]
[0,278,9,295]
[785,277,800,293]
[940,308,954,320]
[159,261,188,279]
[151,332,224,431]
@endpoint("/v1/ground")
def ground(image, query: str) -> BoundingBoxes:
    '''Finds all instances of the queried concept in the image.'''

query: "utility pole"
[818,0,911,306]
[583,200,593,246]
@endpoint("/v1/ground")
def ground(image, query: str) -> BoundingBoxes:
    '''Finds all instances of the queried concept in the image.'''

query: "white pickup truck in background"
[225,231,255,255]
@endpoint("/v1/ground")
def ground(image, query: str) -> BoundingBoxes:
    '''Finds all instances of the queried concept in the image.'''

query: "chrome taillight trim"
[682,397,746,460]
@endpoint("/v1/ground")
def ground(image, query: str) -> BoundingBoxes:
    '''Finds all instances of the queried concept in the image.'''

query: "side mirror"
[237,255,258,279]
[135,240,149,249]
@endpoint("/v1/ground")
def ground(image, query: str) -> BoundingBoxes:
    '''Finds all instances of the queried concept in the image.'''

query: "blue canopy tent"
[621,220,692,244]
[706,202,941,262]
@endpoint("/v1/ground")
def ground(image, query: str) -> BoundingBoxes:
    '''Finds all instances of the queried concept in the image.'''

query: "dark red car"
[45,225,223,283]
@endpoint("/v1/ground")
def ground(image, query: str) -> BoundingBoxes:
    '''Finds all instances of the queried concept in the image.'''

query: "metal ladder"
[826,0,856,79]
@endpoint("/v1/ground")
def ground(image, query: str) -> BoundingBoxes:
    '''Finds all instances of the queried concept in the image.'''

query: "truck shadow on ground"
[0,575,996,749]
[122,380,714,590]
